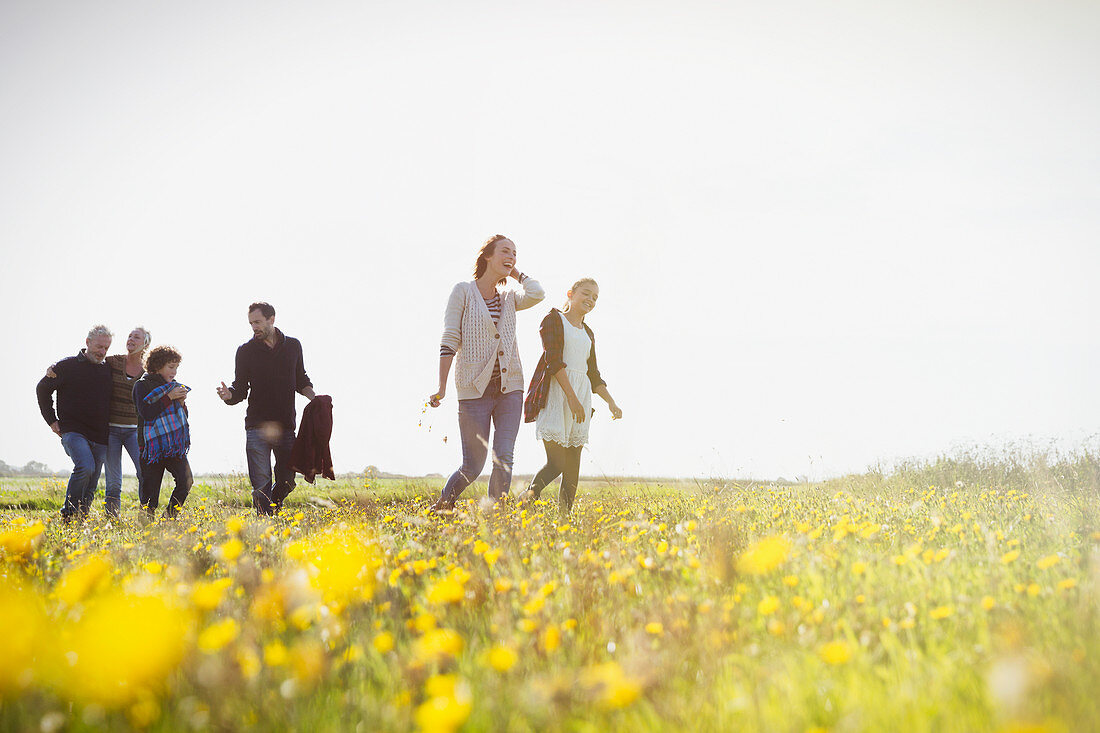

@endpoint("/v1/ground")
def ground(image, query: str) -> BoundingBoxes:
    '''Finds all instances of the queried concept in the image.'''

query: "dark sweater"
[225,329,312,430]
[36,349,112,444]
[523,309,606,424]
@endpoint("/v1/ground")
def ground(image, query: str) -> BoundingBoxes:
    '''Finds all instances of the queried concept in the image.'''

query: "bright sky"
[2,0,1098,481]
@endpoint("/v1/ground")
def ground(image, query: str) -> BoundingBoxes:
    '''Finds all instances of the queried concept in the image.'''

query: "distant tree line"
[0,459,58,477]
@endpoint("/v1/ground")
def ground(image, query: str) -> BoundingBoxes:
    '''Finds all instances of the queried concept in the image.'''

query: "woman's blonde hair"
[563,278,598,314]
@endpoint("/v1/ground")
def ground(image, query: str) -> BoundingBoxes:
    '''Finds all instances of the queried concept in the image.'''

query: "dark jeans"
[105,425,142,516]
[140,455,193,517]
[440,377,523,504]
[526,440,584,518]
[246,426,296,515]
[60,432,106,520]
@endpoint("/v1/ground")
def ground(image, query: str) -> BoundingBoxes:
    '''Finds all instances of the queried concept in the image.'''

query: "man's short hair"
[248,302,275,319]
[145,345,183,374]
[87,324,113,340]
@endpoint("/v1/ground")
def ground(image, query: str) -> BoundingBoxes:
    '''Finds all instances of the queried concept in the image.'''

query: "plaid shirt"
[523,309,606,423]
[140,381,190,463]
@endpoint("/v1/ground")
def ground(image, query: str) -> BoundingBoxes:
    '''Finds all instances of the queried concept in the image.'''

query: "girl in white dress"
[520,278,622,518]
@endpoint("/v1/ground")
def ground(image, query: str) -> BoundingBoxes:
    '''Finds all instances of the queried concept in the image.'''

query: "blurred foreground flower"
[0,581,49,696]
[288,529,383,609]
[198,618,240,653]
[57,591,191,708]
[737,536,791,575]
[414,628,464,666]
[415,674,472,733]
[55,555,112,605]
[580,662,642,710]
[819,640,852,665]
[0,520,45,561]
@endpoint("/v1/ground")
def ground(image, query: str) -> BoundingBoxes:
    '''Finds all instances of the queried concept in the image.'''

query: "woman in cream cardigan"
[428,235,545,512]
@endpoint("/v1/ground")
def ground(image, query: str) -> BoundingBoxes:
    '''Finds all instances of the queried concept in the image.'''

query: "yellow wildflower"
[373,632,395,654]
[197,618,240,653]
[485,645,518,672]
[737,536,791,575]
[819,640,851,665]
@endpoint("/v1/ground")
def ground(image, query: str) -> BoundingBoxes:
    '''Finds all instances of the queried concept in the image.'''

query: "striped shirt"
[106,354,142,426]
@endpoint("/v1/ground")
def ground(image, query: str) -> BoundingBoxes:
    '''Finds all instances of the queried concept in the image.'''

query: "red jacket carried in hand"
[291,395,334,483]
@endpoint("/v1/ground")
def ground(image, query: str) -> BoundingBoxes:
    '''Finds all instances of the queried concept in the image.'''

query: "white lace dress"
[535,312,593,448]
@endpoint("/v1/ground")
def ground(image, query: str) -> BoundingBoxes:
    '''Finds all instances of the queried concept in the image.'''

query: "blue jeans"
[105,425,142,516]
[60,432,107,519]
[441,378,523,503]
[246,426,296,515]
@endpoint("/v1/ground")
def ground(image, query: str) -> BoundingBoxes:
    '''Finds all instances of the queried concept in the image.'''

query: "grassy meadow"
[1,449,1098,732]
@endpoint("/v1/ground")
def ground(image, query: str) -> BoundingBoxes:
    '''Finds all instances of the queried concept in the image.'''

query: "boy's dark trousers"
[140,455,193,517]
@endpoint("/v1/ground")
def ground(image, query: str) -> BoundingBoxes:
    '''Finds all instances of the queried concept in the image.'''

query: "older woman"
[48,325,150,517]
[104,327,152,517]
[428,234,544,511]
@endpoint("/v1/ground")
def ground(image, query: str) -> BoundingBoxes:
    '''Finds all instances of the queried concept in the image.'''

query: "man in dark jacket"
[36,325,114,521]
[216,302,317,515]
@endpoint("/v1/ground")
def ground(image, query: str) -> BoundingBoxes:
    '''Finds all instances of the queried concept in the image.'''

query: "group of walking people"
[36,303,323,521]
[35,234,620,522]
[429,234,622,519]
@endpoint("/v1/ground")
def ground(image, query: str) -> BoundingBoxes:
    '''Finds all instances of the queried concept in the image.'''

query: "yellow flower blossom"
[413,628,463,665]
[0,582,48,695]
[373,632,395,654]
[580,662,642,710]
[415,674,472,733]
[55,555,112,605]
[542,623,562,652]
[485,645,518,672]
[0,521,45,561]
[191,578,232,612]
[198,618,240,653]
[1036,555,1060,570]
[57,591,191,707]
[819,640,851,665]
[737,536,791,575]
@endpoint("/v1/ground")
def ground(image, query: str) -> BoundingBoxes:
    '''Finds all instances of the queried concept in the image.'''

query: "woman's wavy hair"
[474,234,512,286]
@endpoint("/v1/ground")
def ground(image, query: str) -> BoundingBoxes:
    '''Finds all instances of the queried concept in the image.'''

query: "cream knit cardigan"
[441,278,545,400]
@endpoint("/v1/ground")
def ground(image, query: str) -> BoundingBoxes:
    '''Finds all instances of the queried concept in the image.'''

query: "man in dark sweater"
[217,302,317,515]
[36,325,114,521]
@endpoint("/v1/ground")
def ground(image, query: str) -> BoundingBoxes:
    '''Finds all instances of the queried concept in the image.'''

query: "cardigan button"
[494,334,500,339]
[498,350,504,356]
[501,367,507,373]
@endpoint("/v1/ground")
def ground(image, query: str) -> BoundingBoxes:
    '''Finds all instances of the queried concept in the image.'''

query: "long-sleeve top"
[35,349,112,444]
[439,277,544,400]
[523,308,606,423]
[106,355,142,426]
[224,328,313,430]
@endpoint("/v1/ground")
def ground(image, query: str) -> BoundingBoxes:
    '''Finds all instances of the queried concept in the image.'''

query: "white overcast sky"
[1,0,1098,480]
